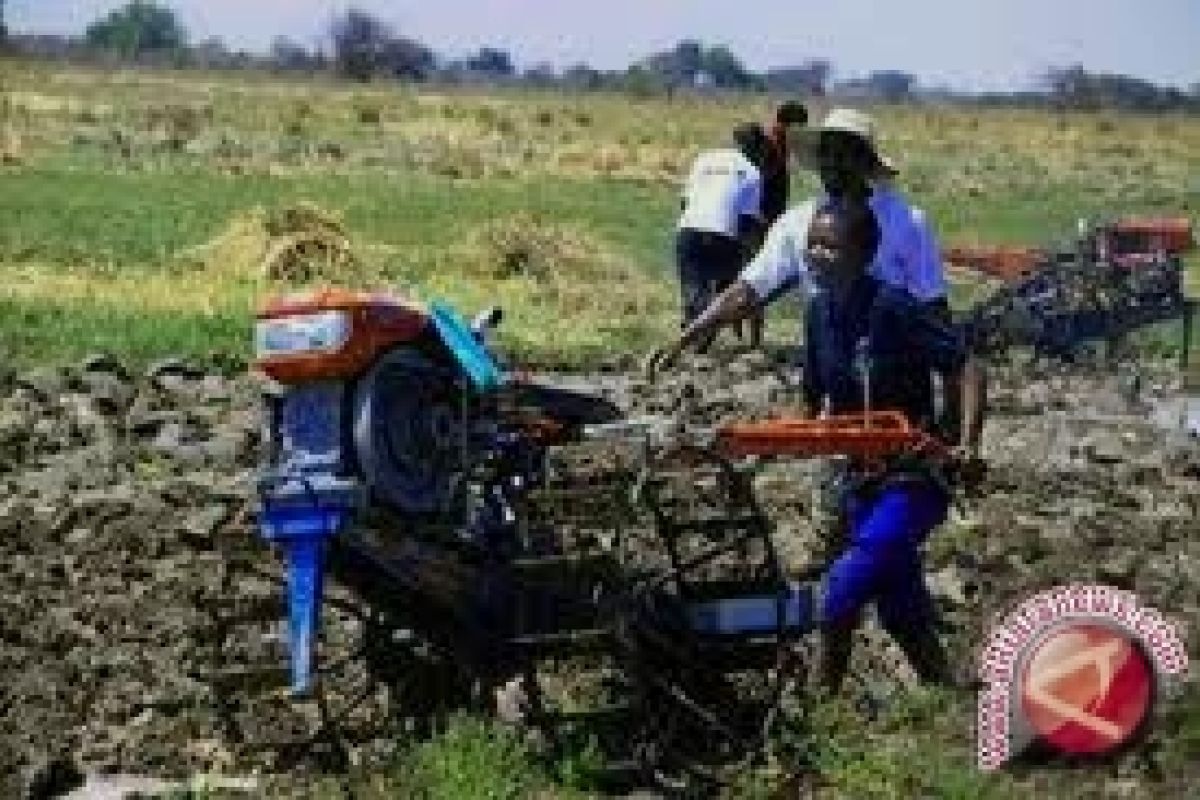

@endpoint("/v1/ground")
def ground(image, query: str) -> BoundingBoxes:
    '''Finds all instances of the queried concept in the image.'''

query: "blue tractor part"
[259,377,364,695]
[257,299,512,695]
[430,301,505,393]
[258,474,360,696]
[686,582,817,636]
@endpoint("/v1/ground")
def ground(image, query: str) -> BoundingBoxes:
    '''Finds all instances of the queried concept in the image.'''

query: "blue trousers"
[821,477,949,632]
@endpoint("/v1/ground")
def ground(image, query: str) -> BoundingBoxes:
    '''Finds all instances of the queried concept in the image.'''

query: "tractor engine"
[254,288,534,540]
[251,288,624,693]
[251,289,546,690]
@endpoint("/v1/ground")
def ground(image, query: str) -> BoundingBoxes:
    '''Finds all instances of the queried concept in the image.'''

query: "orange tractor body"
[943,245,1044,282]
[945,216,1194,284]
[254,288,429,384]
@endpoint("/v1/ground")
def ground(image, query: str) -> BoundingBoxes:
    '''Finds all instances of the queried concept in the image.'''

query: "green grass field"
[3,58,1198,371]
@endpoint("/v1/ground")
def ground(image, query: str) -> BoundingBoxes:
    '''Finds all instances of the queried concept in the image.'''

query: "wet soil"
[1,349,1196,797]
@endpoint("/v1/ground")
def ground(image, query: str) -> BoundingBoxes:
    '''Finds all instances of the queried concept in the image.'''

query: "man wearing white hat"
[644,196,984,692]
[643,110,981,692]
[743,107,948,310]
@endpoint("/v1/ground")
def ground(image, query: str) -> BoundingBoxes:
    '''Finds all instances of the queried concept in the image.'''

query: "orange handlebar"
[715,411,944,460]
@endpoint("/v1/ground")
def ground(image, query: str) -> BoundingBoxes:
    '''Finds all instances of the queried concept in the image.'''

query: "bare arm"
[647,208,804,378]
[646,281,761,377]
[679,280,760,349]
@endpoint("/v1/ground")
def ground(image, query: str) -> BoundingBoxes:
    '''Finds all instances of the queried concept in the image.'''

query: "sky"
[8,0,1200,92]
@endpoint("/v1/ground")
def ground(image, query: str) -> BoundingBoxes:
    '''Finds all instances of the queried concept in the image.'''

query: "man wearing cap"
[674,123,769,347]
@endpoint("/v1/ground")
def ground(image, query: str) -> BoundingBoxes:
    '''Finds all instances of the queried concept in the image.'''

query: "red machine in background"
[943,245,1043,282]
[945,215,1195,283]
[1098,216,1195,267]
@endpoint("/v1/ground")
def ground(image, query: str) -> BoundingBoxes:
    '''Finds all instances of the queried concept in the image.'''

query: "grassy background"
[2,57,1198,370]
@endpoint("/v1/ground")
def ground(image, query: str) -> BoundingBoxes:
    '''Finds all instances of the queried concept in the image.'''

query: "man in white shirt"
[747,108,949,312]
[675,123,768,346]
[647,109,957,398]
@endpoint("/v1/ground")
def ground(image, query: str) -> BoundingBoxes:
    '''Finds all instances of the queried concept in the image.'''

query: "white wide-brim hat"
[792,107,898,175]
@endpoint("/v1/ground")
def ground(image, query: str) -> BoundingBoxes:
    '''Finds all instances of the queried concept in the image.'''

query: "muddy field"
[1,349,1198,798]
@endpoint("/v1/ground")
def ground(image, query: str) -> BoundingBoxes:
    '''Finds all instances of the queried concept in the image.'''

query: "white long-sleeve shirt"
[678,149,763,238]
[739,187,947,303]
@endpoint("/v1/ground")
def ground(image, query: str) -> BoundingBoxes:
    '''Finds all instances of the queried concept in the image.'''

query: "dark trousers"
[676,228,744,327]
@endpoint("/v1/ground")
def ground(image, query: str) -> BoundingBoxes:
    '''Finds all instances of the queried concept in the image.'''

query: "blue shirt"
[804,275,966,431]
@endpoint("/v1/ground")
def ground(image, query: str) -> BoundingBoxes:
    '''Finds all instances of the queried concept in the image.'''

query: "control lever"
[855,337,872,427]
[471,306,504,341]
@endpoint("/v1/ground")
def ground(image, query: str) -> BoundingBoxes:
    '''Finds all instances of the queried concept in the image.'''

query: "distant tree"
[622,64,666,97]
[523,62,557,87]
[764,59,831,95]
[330,8,390,81]
[641,40,757,90]
[270,37,314,71]
[191,37,234,69]
[645,39,704,85]
[1,0,8,47]
[330,9,434,82]
[1042,65,1190,111]
[703,45,756,89]
[380,36,435,80]
[1099,74,1166,109]
[466,47,514,77]
[85,1,186,58]
[865,70,916,102]
[1042,64,1097,109]
[562,63,603,91]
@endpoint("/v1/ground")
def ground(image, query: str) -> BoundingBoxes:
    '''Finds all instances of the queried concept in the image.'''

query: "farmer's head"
[805,200,880,298]
[775,101,809,128]
[732,122,769,169]
[814,108,891,200]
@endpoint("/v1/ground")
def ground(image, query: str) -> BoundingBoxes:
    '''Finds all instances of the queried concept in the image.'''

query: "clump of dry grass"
[0,128,23,166]
[144,103,212,151]
[455,212,667,317]
[178,201,359,284]
[262,202,358,282]
[356,104,382,125]
[465,212,593,281]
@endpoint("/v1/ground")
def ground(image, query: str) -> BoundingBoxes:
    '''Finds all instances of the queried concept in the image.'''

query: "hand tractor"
[239,288,960,789]
[955,217,1195,366]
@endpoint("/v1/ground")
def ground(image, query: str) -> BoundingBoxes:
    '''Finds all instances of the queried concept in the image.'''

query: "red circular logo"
[1020,622,1154,755]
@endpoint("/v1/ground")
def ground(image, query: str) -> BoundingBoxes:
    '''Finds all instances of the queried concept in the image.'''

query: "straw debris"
[457,213,668,317]
[178,202,359,284]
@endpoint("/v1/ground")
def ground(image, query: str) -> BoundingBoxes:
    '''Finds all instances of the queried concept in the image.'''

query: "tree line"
[2,1,1197,111]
